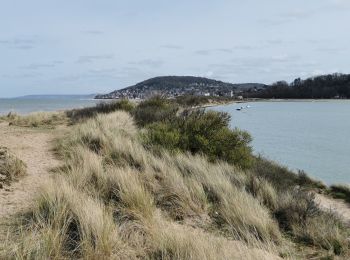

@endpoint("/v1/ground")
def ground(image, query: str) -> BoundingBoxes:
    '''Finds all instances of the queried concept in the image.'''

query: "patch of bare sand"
[0,122,62,238]
[315,193,350,225]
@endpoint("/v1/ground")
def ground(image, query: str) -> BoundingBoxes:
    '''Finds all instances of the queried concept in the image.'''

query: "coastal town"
[95,76,266,99]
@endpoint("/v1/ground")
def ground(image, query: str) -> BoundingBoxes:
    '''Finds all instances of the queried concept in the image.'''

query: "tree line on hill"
[246,73,350,99]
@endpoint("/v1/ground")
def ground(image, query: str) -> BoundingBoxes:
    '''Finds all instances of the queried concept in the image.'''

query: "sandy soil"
[0,122,61,238]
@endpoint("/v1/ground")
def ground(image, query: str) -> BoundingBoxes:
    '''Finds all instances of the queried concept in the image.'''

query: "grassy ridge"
[1,98,349,259]
[2,112,281,259]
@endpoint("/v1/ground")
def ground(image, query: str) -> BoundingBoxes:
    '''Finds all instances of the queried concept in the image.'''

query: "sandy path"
[0,122,61,237]
[315,193,350,225]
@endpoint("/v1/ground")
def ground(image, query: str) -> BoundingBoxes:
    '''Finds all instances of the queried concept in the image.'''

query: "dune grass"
[2,111,285,259]
[0,147,26,187]
[4,111,67,128]
[2,108,349,259]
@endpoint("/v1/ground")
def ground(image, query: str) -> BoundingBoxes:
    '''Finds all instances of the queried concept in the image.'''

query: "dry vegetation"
[1,99,349,259]
[1,111,67,128]
[0,147,26,187]
[1,112,282,259]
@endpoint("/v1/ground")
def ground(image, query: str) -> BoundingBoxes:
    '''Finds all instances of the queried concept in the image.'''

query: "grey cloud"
[56,74,82,82]
[208,55,308,80]
[195,50,211,56]
[56,68,120,82]
[88,68,117,74]
[283,10,312,19]
[121,66,144,74]
[260,2,350,27]
[82,30,104,35]
[2,72,42,79]
[76,54,114,64]
[130,59,164,68]
[195,48,233,56]
[160,44,184,50]
[216,48,233,53]
[232,45,256,50]
[20,61,63,70]
[195,46,261,55]
[317,47,343,54]
[0,37,37,50]
[266,40,284,45]
[259,8,318,26]
[327,0,350,9]
[87,68,119,77]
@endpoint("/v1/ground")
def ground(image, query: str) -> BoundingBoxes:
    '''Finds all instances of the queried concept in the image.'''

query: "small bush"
[297,170,326,189]
[295,211,348,255]
[174,95,234,108]
[0,146,26,186]
[330,184,350,203]
[133,96,179,126]
[273,189,349,255]
[274,190,319,232]
[175,95,210,107]
[0,112,17,122]
[252,156,325,191]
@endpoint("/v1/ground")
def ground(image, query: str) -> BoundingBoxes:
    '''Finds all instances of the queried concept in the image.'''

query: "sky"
[1,0,350,97]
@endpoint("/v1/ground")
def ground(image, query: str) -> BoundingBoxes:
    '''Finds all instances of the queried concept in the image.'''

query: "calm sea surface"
[211,100,350,185]
[0,97,98,115]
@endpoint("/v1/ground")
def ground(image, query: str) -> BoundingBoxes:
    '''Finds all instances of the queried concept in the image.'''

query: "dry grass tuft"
[0,146,26,187]
[6,111,67,128]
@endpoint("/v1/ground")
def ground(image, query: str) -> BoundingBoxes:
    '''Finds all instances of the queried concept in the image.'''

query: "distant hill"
[246,74,350,99]
[95,76,266,99]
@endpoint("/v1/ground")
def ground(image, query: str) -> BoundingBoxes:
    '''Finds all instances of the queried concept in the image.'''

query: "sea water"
[211,100,350,185]
[0,96,98,115]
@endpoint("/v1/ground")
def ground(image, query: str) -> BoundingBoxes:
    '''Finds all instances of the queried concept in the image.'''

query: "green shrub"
[251,156,325,191]
[144,109,253,169]
[330,184,350,203]
[143,122,181,152]
[174,95,234,107]
[175,95,210,107]
[251,157,299,191]
[133,96,179,126]
[274,190,319,232]
[297,170,326,189]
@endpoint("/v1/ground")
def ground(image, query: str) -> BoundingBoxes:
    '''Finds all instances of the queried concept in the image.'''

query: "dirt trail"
[315,193,350,225]
[0,122,61,236]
